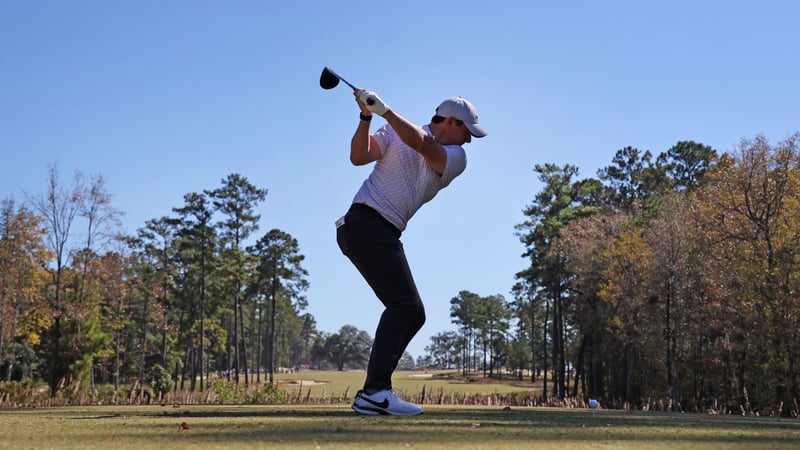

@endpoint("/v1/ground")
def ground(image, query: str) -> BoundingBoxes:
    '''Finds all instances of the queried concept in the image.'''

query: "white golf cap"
[435,97,487,138]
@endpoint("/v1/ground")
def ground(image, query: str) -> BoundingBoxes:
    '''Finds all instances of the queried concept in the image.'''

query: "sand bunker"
[280,380,326,385]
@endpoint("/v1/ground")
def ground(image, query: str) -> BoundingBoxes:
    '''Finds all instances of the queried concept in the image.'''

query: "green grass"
[2,404,798,449]
[2,372,798,448]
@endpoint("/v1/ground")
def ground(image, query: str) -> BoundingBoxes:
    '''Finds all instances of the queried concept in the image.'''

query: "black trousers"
[337,203,425,392]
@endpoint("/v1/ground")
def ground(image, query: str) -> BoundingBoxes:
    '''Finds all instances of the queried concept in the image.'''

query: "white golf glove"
[359,90,389,115]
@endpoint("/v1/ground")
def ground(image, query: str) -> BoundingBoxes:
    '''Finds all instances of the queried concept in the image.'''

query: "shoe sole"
[351,403,386,415]
[351,402,423,416]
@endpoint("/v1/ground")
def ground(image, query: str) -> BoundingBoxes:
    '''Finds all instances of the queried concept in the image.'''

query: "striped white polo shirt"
[351,124,467,232]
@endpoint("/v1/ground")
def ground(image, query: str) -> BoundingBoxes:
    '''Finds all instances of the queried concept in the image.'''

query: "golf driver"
[320,66,374,105]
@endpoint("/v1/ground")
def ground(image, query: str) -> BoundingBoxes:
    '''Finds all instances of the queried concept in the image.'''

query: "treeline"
[0,169,388,398]
[423,133,800,416]
[4,132,800,415]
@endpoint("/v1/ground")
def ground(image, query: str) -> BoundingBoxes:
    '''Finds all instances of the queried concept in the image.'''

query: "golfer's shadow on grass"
[142,408,356,419]
[142,407,573,425]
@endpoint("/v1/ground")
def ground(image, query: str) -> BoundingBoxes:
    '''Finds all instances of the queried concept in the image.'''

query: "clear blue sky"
[2,1,798,359]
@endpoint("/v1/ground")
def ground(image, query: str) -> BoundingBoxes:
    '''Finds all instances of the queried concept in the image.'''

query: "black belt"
[350,203,400,234]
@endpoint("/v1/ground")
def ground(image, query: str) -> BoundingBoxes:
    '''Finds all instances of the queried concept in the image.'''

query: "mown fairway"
[2,372,799,449]
[2,404,799,449]
[271,369,541,399]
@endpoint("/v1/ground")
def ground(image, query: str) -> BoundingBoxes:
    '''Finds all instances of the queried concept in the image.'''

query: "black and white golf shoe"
[351,389,423,416]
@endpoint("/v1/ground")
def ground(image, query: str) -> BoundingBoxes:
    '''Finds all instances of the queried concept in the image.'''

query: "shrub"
[0,378,50,406]
[148,364,174,398]
[246,383,286,405]
[206,379,287,405]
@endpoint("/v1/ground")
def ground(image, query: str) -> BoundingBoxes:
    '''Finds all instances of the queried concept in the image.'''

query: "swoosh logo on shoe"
[359,395,389,409]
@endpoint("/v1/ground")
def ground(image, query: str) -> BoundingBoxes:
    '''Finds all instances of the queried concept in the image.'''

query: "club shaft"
[335,73,372,104]
[337,76,357,91]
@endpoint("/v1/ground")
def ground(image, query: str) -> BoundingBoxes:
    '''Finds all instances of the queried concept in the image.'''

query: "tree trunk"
[542,299,549,402]
[238,288,249,384]
[233,298,240,384]
[556,289,566,400]
[138,296,148,386]
[572,335,586,397]
[529,303,536,383]
[268,270,278,385]
[256,299,264,384]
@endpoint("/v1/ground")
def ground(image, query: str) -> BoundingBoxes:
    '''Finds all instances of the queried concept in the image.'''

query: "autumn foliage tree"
[517,133,800,415]
[1,168,324,402]
[0,200,51,381]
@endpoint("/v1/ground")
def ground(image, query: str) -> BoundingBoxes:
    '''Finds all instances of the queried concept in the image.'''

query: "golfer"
[336,88,487,415]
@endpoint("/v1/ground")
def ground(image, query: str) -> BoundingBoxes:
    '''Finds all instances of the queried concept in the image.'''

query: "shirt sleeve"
[372,124,394,157]
[440,145,467,186]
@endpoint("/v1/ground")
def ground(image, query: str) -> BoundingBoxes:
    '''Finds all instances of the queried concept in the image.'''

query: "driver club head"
[320,66,357,91]
[319,66,341,90]
[319,66,374,105]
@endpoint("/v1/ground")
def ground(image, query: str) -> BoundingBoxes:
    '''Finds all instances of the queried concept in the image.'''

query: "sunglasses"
[432,115,464,127]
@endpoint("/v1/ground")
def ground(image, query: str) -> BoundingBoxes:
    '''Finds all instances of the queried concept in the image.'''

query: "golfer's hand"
[358,90,389,116]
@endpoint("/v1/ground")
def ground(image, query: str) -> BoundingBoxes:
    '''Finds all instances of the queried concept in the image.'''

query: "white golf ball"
[588,399,599,409]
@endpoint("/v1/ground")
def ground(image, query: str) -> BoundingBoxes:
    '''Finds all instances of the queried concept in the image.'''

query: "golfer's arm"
[350,121,381,166]
[382,110,446,174]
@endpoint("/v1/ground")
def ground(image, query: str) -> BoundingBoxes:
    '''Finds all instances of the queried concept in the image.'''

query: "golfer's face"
[440,118,472,145]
